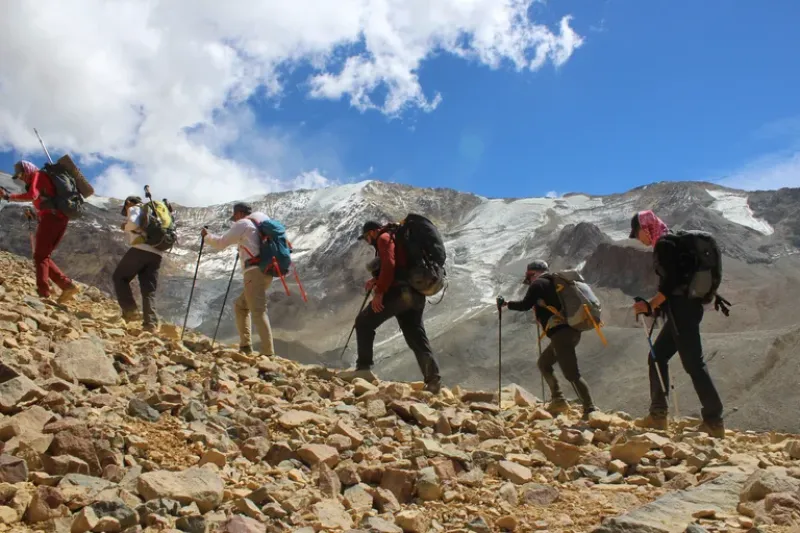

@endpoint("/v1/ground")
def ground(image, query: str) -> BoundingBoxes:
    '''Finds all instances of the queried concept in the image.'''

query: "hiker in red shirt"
[0,160,79,303]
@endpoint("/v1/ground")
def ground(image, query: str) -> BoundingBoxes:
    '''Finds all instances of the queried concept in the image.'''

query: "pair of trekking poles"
[634,296,680,419]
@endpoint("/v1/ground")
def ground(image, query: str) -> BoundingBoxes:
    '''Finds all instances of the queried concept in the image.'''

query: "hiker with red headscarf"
[629,210,725,438]
[0,160,80,303]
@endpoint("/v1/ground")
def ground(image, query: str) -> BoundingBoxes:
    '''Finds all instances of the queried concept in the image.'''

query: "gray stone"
[592,473,747,533]
[127,398,160,422]
[52,338,119,386]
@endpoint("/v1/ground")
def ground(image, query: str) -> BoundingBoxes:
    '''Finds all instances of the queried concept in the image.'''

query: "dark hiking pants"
[648,296,723,422]
[113,247,162,326]
[355,286,441,384]
[538,326,595,409]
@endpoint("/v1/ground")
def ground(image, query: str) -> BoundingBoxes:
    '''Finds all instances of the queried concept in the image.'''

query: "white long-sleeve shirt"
[124,205,163,256]
[204,211,269,273]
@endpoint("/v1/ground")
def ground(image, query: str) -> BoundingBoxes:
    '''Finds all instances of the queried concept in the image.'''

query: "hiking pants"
[33,211,72,298]
[113,247,162,326]
[538,326,595,409]
[648,296,723,422]
[235,267,275,355]
[355,286,441,384]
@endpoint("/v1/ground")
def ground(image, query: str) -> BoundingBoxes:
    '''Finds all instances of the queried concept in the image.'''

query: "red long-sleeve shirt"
[374,231,408,294]
[9,171,58,214]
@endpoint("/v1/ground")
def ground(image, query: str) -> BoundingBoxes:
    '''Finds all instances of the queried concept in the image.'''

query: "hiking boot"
[338,369,377,383]
[121,309,142,323]
[635,413,668,431]
[240,345,253,355]
[581,406,600,421]
[545,397,570,415]
[57,284,80,304]
[424,377,442,394]
[697,419,725,438]
[143,323,159,333]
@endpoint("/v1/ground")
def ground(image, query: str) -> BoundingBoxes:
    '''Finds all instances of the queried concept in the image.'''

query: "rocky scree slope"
[2,180,800,430]
[0,251,799,532]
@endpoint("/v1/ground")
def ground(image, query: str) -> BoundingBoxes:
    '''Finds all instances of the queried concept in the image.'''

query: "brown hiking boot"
[143,322,159,333]
[697,419,725,438]
[57,284,80,304]
[545,398,569,415]
[338,369,377,383]
[121,309,142,323]
[635,413,668,431]
[240,345,253,355]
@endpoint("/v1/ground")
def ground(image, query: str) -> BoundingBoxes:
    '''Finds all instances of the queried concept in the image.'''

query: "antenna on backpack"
[33,128,54,165]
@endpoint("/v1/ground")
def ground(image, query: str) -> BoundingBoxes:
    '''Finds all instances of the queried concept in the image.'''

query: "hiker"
[342,220,442,393]
[0,160,79,303]
[112,196,163,331]
[200,203,275,356]
[630,210,725,437]
[498,260,598,419]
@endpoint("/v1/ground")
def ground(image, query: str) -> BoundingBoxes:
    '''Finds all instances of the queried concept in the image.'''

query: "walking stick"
[535,319,546,402]
[24,208,36,259]
[181,228,207,341]
[496,296,504,407]
[634,297,670,414]
[211,250,239,349]
[340,288,373,361]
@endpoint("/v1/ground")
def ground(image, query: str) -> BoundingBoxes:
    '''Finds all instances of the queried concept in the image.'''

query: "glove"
[714,294,731,317]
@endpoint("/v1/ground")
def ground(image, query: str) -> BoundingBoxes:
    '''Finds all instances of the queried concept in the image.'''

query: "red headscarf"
[14,160,39,181]
[637,210,668,246]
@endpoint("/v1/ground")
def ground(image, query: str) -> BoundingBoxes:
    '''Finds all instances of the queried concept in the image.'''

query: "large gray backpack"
[539,270,605,341]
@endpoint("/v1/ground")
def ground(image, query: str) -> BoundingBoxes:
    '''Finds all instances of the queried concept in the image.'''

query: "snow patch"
[86,195,112,209]
[706,189,774,236]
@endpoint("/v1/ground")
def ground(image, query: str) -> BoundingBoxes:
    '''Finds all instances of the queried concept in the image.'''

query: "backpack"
[539,270,607,343]
[248,218,292,276]
[39,162,86,220]
[392,213,447,297]
[659,230,722,304]
[139,200,177,251]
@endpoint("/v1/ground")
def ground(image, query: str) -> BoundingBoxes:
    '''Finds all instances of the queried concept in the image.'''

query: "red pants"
[34,211,72,297]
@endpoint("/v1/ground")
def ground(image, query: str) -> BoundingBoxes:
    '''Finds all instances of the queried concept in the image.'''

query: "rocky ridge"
[0,251,799,533]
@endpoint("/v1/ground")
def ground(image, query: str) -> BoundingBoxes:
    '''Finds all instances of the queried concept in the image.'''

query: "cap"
[526,260,549,272]
[230,202,253,221]
[629,213,640,239]
[358,220,382,240]
[121,195,142,215]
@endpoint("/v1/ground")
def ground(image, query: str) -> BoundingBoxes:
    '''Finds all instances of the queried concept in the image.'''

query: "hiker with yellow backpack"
[113,186,177,332]
[498,260,606,420]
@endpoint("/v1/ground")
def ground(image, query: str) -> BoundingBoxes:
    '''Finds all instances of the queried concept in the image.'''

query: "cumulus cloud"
[0,0,583,206]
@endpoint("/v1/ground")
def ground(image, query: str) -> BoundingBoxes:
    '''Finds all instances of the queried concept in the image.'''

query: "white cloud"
[718,151,800,192]
[0,0,583,206]
[545,190,560,198]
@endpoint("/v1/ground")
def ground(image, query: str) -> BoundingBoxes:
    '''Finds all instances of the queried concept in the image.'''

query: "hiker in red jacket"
[339,220,442,393]
[0,160,79,303]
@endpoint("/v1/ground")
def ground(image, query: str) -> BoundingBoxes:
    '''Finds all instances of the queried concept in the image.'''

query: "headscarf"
[636,210,669,246]
[14,160,39,180]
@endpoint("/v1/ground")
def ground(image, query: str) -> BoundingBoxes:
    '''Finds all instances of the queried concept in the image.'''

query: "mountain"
[1,177,800,433]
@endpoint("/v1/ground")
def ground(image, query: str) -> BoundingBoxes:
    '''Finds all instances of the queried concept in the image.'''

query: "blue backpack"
[248,218,293,276]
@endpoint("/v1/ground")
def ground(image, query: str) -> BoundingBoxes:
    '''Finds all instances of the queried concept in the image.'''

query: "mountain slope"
[1,179,799,432]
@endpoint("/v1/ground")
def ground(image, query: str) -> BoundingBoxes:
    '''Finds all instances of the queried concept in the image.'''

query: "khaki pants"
[234,267,275,355]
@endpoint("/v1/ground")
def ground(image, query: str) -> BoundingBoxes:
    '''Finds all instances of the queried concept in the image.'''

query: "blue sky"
[1,0,799,204]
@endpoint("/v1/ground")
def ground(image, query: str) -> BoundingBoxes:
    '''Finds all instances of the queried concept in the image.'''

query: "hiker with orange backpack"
[339,219,443,393]
[0,160,80,304]
[630,210,729,438]
[201,202,275,356]
[498,260,599,419]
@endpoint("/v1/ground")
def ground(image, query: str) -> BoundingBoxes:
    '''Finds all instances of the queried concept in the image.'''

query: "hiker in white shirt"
[113,196,163,331]
[201,202,275,356]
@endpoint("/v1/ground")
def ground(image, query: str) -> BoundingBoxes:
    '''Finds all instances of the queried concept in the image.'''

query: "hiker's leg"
[112,248,142,315]
[649,317,678,417]
[354,288,403,370]
[233,283,252,350]
[33,212,71,297]
[243,269,275,356]
[538,338,564,401]
[552,328,596,411]
[137,250,162,327]
[671,298,723,423]
[396,289,440,386]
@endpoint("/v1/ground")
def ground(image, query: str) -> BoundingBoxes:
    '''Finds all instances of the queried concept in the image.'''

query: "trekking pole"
[496,296,504,407]
[535,319,546,402]
[181,227,207,341]
[24,208,36,258]
[211,250,239,349]
[33,128,54,164]
[663,304,682,419]
[340,288,372,361]
[634,297,669,407]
